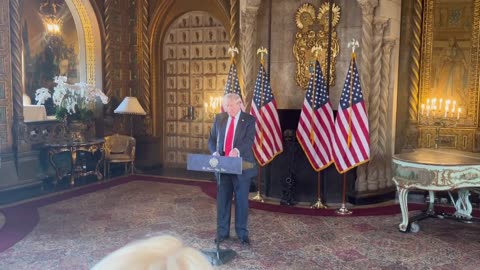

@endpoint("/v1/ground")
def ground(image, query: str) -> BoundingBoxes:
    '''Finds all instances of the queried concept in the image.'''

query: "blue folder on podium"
[187,154,242,175]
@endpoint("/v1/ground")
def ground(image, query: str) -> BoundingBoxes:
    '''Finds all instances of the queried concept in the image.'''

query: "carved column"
[137,0,152,135]
[104,0,114,99]
[366,18,389,191]
[10,0,30,155]
[240,2,261,106]
[103,0,135,134]
[404,0,424,150]
[355,0,379,192]
[380,38,396,189]
[230,0,239,47]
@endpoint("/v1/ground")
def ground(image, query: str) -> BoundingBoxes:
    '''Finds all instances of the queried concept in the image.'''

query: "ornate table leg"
[397,186,410,232]
[48,150,61,186]
[70,148,77,186]
[453,189,472,219]
[427,190,435,215]
[95,145,105,180]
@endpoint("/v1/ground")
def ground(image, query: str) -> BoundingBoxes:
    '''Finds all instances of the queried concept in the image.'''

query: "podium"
[186,153,241,265]
[187,153,243,175]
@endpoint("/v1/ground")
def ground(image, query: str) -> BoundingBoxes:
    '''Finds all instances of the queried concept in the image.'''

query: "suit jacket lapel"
[218,114,228,154]
[233,112,246,147]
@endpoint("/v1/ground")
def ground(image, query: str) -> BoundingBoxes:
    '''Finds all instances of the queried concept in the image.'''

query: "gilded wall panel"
[191,46,203,59]
[191,76,203,90]
[418,0,480,151]
[191,30,203,43]
[217,60,229,74]
[204,45,217,58]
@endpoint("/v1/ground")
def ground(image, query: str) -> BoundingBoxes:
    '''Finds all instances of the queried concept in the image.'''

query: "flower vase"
[68,120,88,142]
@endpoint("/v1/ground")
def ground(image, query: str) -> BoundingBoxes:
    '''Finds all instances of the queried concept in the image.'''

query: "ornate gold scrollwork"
[293,3,340,89]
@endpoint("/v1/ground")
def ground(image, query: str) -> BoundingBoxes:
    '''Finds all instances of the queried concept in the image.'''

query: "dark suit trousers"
[216,173,250,239]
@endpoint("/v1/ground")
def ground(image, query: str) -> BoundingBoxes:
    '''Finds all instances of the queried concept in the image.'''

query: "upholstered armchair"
[104,134,136,178]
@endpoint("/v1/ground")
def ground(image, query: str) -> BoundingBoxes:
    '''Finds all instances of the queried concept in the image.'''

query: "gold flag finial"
[228,46,239,63]
[348,38,359,58]
[257,47,268,65]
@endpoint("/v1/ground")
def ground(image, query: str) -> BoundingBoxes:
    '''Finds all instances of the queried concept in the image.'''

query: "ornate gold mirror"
[22,0,80,120]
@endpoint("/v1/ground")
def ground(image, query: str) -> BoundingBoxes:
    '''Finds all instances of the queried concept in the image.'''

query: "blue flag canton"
[340,61,363,110]
[306,61,329,110]
[253,64,273,107]
[224,63,242,97]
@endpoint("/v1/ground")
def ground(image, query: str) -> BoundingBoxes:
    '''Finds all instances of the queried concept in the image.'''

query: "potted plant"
[35,76,109,141]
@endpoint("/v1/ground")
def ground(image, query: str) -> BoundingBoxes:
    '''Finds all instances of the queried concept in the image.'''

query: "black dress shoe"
[214,235,229,244]
[239,237,250,246]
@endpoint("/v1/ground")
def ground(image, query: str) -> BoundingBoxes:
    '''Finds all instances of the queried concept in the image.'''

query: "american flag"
[222,62,244,112]
[250,63,283,166]
[332,57,370,173]
[296,60,335,171]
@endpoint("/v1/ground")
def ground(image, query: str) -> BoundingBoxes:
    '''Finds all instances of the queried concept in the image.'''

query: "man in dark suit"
[208,93,257,246]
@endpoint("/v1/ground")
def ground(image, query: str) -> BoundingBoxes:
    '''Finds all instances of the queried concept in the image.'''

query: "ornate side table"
[392,148,480,232]
[44,139,105,186]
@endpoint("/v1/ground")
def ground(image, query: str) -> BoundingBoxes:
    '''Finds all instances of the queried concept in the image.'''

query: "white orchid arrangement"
[35,76,108,121]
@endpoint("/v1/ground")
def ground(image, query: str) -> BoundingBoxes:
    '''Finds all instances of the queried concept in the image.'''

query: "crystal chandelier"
[39,0,63,35]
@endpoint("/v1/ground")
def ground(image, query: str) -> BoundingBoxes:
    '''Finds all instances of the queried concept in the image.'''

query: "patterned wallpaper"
[163,11,230,167]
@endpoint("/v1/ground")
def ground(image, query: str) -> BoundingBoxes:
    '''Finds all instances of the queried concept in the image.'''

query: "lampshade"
[114,97,146,115]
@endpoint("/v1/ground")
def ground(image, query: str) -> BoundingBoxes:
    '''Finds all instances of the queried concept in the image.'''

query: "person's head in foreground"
[91,235,213,270]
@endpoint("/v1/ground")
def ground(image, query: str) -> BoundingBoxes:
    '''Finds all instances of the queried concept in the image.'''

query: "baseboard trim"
[348,187,396,205]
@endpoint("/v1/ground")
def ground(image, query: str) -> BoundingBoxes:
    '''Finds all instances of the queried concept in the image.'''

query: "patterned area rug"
[1,176,480,269]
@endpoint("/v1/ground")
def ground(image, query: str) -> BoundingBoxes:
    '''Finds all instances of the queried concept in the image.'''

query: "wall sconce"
[204,96,222,120]
[183,105,195,121]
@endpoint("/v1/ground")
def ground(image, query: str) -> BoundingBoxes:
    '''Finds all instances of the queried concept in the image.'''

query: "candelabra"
[419,98,461,149]
[204,96,222,120]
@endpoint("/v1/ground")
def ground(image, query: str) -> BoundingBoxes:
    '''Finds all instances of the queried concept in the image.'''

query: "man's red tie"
[224,116,235,156]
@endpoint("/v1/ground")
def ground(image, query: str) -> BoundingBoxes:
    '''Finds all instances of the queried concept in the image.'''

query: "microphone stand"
[201,129,236,265]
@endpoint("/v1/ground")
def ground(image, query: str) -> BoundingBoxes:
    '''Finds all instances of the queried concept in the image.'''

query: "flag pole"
[311,172,327,209]
[335,173,352,215]
[335,39,359,215]
[251,47,268,203]
[309,46,327,209]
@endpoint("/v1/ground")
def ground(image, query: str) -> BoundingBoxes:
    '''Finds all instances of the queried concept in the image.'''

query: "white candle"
[439,99,443,111]
[432,98,437,109]
[421,104,425,116]
[457,108,461,119]
[426,105,430,117]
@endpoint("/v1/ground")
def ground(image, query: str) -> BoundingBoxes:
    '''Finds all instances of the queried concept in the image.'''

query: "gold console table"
[45,139,105,186]
[392,148,480,232]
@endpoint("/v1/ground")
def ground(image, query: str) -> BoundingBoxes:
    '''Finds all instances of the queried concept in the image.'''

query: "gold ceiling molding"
[70,0,95,85]
[293,2,340,89]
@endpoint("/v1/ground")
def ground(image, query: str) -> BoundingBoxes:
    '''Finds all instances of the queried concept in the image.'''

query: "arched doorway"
[162,11,231,168]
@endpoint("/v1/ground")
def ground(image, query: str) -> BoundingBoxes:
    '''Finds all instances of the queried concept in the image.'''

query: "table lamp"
[114,96,146,136]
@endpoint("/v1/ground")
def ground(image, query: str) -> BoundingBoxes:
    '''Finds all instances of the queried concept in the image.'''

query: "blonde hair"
[91,235,213,270]
[222,93,241,105]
